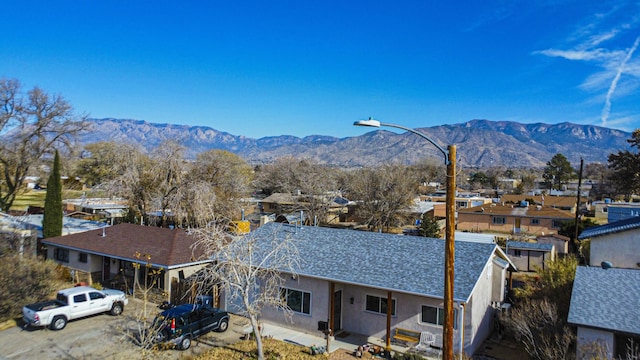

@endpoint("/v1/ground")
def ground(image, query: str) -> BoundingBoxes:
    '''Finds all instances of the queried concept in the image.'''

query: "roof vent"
[601,261,613,269]
[102,227,106,237]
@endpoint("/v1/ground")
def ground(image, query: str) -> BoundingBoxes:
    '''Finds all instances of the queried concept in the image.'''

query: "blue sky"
[2,1,640,138]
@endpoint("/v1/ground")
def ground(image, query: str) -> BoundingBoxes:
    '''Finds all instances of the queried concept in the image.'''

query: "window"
[78,253,88,263]
[492,216,506,225]
[421,305,457,328]
[73,294,87,303]
[281,288,311,315]
[89,292,104,300]
[54,248,69,263]
[514,249,522,257]
[552,220,564,228]
[365,295,396,316]
[530,218,540,225]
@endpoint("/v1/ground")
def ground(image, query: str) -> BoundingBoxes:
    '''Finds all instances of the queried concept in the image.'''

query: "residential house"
[457,203,573,236]
[568,266,640,359]
[221,222,517,356]
[505,241,555,272]
[605,203,640,223]
[259,192,354,224]
[41,223,211,302]
[578,216,640,270]
[536,233,570,257]
[500,194,582,214]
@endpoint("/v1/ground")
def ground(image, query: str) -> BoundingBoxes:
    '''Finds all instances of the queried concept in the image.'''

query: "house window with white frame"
[365,294,396,316]
[421,305,457,328]
[281,287,311,315]
[492,216,506,225]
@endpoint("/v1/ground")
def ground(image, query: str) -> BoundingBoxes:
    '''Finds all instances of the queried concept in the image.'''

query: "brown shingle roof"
[41,223,209,268]
[458,203,573,219]
[500,194,579,208]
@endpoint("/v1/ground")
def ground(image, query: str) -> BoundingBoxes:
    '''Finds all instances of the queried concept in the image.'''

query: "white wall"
[590,231,640,269]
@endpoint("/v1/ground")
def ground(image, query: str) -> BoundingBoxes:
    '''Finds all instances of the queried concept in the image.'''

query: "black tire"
[216,318,229,332]
[50,316,67,331]
[180,336,191,350]
[155,330,169,343]
[110,302,123,316]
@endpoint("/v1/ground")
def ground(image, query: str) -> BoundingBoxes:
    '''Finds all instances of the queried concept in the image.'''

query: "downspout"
[459,302,465,360]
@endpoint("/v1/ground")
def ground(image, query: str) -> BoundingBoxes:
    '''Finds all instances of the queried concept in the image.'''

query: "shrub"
[0,253,69,322]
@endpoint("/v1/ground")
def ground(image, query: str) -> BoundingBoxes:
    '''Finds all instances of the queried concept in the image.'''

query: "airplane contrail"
[601,35,640,126]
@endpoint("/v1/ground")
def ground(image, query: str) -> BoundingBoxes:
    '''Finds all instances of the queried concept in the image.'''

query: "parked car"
[152,303,229,350]
[22,286,128,330]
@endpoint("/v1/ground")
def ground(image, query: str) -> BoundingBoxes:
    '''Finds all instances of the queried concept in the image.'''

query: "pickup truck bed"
[24,300,66,312]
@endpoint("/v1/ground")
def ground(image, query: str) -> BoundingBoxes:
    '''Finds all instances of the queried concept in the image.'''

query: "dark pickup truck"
[152,303,229,350]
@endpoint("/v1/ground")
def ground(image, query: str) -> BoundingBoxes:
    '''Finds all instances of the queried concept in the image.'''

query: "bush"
[0,253,69,322]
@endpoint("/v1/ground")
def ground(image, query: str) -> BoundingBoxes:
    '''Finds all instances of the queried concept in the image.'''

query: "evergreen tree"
[542,153,574,190]
[419,213,442,238]
[607,129,640,200]
[43,150,63,238]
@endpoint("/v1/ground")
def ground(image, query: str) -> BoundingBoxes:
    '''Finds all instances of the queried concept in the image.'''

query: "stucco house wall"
[590,231,640,269]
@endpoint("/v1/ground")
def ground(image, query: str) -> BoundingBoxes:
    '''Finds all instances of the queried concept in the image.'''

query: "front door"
[333,290,342,331]
[102,257,111,282]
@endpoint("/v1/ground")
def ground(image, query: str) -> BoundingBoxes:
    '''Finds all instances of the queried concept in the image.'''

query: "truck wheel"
[110,302,123,316]
[216,318,229,332]
[180,336,191,350]
[50,316,67,331]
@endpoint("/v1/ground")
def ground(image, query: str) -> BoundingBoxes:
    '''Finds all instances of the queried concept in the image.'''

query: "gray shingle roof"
[506,241,554,251]
[568,266,640,335]
[578,216,640,239]
[251,222,502,302]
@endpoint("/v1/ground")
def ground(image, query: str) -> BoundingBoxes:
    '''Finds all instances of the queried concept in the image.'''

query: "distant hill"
[80,118,632,168]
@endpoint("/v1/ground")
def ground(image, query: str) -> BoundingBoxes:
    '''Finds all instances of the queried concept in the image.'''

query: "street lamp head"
[353,117,381,128]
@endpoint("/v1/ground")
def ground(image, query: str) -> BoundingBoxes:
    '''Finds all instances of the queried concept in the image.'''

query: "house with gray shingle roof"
[578,216,640,269]
[224,222,516,356]
[505,240,555,272]
[568,266,640,359]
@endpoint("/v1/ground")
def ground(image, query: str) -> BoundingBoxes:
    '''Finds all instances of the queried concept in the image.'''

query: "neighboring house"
[63,198,128,224]
[40,223,211,301]
[568,266,640,360]
[606,203,640,223]
[260,192,354,224]
[500,194,582,214]
[505,241,555,272]
[222,222,517,356]
[457,203,573,236]
[536,233,570,257]
[420,193,492,211]
[578,216,640,269]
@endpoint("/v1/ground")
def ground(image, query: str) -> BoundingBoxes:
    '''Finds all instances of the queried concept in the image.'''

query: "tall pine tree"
[43,150,63,238]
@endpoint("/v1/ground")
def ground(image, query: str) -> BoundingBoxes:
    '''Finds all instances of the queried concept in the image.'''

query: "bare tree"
[346,164,418,232]
[254,157,343,225]
[182,149,253,224]
[0,78,88,211]
[191,221,300,360]
[508,298,575,360]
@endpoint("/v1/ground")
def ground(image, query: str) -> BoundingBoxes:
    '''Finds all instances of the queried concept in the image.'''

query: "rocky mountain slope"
[80,118,632,168]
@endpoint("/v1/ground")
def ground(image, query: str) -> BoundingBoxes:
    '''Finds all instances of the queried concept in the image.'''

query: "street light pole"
[354,118,457,360]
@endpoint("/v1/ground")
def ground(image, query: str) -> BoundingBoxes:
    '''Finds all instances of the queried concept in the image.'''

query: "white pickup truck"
[22,286,128,330]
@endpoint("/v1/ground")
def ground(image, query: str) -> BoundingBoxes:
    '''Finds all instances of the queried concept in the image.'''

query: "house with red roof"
[41,223,211,302]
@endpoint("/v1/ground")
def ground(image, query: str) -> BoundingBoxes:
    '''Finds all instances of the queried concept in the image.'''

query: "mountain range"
[80,118,633,168]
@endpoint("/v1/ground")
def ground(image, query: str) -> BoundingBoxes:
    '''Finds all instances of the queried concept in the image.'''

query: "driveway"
[0,298,250,360]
